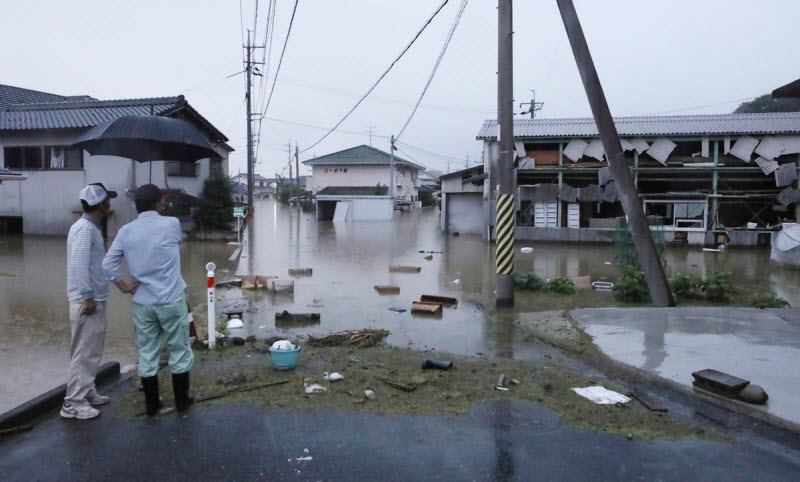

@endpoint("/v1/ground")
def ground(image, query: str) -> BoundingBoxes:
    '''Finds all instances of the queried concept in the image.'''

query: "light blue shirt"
[66,214,109,302]
[103,211,186,306]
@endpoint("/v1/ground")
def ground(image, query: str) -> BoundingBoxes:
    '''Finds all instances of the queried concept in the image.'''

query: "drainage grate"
[468,400,562,432]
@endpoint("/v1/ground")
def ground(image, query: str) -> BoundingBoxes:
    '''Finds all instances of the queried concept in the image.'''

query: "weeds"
[752,292,790,309]
[546,276,577,294]
[702,271,735,301]
[670,273,704,299]
[613,265,650,302]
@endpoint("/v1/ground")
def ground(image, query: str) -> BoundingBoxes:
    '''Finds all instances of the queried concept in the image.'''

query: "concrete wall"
[309,164,419,202]
[0,128,229,236]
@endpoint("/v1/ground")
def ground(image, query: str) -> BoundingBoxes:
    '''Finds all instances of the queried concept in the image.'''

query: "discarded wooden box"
[389,266,421,273]
[374,285,400,295]
[269,279,294,293]
[241,275,276,290]
[411,301,442,315]
[692,369,749,397]
[288,268,313,276]
[419,294,457,306]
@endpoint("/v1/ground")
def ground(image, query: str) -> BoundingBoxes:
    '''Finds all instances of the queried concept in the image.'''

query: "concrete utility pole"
[556,0,674,307]
[245,30,254,216]
[295,143,300,192]
[465,155,470,170]
[389,135,396,199]
[287,142,293,194]
[496,0,515,307]
[520,89,544,119]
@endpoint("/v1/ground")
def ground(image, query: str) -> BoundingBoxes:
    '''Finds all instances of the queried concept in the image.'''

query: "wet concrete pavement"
[2,377,800,482]
[573,307,800,425]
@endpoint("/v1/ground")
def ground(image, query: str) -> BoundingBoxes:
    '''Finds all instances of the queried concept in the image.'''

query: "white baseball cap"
[79,183,117,206]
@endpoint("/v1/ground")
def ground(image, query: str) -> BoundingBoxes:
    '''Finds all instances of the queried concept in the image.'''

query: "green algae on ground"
[116,341,724,442]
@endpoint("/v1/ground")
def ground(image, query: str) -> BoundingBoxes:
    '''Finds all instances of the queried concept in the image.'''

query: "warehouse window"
[167,161,198,177]
[4,147,43,170]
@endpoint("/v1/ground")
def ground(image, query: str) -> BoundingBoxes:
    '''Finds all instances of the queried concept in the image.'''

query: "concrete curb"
[0,361,120,430]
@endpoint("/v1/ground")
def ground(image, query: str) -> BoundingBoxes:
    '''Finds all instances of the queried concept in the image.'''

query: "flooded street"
[3,199,800,412]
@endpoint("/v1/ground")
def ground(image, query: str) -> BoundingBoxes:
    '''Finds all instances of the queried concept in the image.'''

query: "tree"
[197,176,234,230]
[733,94,800,114]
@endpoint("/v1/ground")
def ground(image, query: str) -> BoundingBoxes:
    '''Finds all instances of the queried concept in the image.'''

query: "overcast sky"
[2,0,799,177]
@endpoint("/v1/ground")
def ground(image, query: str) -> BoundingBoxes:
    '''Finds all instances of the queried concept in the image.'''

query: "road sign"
[233,206,245,217]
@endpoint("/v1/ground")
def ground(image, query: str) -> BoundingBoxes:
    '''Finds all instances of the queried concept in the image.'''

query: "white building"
[304,145,425,221]
[0,84,231,236]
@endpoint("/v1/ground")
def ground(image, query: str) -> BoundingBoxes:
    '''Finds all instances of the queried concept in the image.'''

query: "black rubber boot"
[141,375,161,416]
[172,371,194,413]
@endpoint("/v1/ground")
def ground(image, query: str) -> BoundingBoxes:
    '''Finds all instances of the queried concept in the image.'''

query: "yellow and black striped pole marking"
[495,194,515,275]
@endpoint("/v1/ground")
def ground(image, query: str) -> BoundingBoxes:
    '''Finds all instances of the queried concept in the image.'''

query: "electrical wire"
[396,139,464,162]
[298,0,451,154]
[260,0,300,119]
[396,0,469,141]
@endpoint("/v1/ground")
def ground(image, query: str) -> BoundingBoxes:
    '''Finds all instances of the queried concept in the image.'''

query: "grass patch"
[752,292,790,309]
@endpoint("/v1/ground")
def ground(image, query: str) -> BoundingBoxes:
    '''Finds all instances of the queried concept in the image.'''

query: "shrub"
[670,273,704,299]
[614,265,650,302]
[197,176,234,230]
[702,271,735,301]
[545,276,576,295]
[513,273,546,291]
[752,292,790,309]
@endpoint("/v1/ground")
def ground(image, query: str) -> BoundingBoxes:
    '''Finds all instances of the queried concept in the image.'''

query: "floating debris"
[307,329,389,348]
[571,386,631,405]
[419,294,458,306]
[374,285,400,295]
[389,266,421,273]
[288,268,313,276]
[411,302,442,315]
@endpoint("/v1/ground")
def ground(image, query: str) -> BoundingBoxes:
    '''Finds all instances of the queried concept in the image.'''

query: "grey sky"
[2,1,799,177]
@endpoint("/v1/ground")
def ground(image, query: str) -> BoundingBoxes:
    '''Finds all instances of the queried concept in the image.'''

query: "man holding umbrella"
[103,184,195,416]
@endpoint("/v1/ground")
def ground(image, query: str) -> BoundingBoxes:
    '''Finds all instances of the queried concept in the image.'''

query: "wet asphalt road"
[1,380,799,481]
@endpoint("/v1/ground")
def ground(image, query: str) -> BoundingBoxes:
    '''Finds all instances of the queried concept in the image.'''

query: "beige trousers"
[64,301,107,406]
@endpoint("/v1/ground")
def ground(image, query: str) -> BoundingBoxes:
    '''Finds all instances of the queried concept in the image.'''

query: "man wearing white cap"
[62,183,138,420]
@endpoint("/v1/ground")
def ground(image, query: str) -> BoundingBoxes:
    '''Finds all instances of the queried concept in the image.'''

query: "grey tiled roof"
[0,84,94,109]
[303,145,425,170]
[317,185,389,196]
[0,97,181,130]
[476,112,800,140]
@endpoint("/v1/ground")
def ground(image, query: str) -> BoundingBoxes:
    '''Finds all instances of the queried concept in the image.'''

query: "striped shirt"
[102,211,187,306]
[66,214,109,302]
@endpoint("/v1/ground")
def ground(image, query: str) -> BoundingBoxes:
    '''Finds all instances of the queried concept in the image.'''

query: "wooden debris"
[307,329,389,348]
[376,377,417,392]
[275,311,321,327]
[241,275,276,290]
[411,302,442,315]
[420,294,458,306]
[374,285,400,295]
[629,391,668,413]
[269,279,294,293]
[389,266,421,273]
[288,268,313,276]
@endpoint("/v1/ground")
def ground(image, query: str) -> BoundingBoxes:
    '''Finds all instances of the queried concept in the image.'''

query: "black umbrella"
[71,115,221,162]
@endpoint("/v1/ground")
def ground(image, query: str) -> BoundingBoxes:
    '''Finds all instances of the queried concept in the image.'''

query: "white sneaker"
[60,403,100,420]
[87,393,110,406]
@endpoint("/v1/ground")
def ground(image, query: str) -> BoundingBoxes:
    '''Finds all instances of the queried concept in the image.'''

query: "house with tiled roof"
[303,145,425,221]
[0,84,231,236]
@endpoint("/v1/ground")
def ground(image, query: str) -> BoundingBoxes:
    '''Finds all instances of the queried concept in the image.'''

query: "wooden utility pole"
[556,0,674,306]
[495,0,515,307]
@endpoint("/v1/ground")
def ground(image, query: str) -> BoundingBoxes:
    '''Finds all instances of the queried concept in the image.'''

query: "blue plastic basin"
[268,346,301,370]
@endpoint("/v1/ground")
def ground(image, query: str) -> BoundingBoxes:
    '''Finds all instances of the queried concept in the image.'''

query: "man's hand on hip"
[114,280,140,295]
[81,299,97,315]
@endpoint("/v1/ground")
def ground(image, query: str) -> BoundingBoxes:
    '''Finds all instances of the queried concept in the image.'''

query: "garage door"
[446,192,484,234]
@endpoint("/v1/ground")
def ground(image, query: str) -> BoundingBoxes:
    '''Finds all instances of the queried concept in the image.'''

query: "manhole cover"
[468,400,562,432]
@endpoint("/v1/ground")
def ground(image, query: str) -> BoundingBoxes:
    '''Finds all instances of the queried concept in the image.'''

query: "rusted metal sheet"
[559,183,579,202]
[774,163,798,187]
[374,285,400,294]
[577,184,602,202]
[514,226,615,243]
[389,266,421,273]
[726,230,759,246]
[754,136,784,160]
[755,156,779,175]
[420,294,458,306]
[729,136,759,162]
[411,301,442,315]
[563,138,588,162]
[645,137,677,165]
[583,138,605,161]
[597,166,613,185]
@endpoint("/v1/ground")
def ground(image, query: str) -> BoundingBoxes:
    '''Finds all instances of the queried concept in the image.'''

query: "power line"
[260,0,300,119]
[395,139,464,162]
[643,96,756,116]
[396,0,469,141]
[298,0,452,154]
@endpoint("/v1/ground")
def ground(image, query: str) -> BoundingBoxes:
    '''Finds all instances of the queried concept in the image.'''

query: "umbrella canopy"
[71,115,221,163]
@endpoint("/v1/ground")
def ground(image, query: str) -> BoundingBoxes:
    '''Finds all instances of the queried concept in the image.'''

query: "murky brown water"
[2,199,800,412]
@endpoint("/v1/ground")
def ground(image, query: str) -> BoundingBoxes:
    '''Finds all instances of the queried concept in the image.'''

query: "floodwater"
[3,199,800,413]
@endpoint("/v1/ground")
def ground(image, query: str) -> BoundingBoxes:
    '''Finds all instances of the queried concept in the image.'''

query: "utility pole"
[389,135,396,200]
[446,160,450,173]
[365,126,377,146]
[465,155,470,170]
[245,30,254,216]
[556,0,674,306]
[295,143,300,192]
[519,89,544,119]
[495,0,515,307]
[287,142,293,197]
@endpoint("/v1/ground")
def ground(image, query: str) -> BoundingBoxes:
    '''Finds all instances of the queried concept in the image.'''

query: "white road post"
[206,262,216,348]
